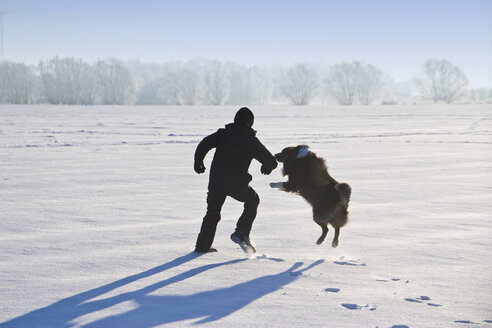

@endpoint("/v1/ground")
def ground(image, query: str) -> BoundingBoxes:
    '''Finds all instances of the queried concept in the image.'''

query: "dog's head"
[275,145,311,162]
[275,145,311,176]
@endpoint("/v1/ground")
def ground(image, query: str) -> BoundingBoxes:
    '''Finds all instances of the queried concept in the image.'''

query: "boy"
[194,107,277,253]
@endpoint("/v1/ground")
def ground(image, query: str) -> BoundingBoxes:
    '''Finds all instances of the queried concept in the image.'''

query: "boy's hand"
[194,161,206,174]
[260,164,272,175]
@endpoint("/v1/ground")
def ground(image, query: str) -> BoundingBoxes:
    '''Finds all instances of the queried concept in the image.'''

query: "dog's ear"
[296,145,309,159]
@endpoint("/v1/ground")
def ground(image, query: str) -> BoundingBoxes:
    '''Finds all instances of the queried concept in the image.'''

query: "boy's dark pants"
[195,186,259,251]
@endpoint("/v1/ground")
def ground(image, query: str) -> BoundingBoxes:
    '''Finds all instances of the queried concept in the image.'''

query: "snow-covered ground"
[0,104,491,328]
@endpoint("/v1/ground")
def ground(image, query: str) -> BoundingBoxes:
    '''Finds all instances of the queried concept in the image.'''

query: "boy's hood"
[224,123,257,144]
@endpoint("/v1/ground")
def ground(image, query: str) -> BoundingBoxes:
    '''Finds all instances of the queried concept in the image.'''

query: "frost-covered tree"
[469,87,492,103]
[228,65,271,105]
[417,58,468,103]
[39,56,95,104]
[178,68,200,105]
[356,63,385,105]
[202,60,230,105]
[227,65,252,105]
[158,71,181,105]
[280,63,318,105]
[136,79,162,105]
[247,65,272,105]
[157,68,200,105]
[325,62,358,105]
[95,58,135,105]
[0,61,35,104]
[130,61,171,105]
[325,61,385,105]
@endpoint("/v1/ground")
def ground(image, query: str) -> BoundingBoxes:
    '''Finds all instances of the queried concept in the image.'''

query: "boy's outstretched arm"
[194,131,221,174]
[253,138,278,175]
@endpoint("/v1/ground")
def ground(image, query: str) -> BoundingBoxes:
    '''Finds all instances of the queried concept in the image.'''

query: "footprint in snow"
[253,254,285,262]
[376,278,409,283]
[427,302,443,307]
[404,296,442,307]
[341,303,377,311]
[455,319,492,324]
[333,256,366,266]
[404,298,424,303]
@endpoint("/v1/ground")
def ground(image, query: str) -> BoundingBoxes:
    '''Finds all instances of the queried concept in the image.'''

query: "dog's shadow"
[1,253,324,327]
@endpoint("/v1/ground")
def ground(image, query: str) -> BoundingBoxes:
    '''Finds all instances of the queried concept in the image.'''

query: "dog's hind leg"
[332,227,340,248]
[315,221,328,245]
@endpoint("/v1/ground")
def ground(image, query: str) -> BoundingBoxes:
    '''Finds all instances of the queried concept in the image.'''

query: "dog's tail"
[336,183,351,206]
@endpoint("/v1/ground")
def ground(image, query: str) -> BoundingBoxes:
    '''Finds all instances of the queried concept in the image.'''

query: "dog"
[270,145,351,248]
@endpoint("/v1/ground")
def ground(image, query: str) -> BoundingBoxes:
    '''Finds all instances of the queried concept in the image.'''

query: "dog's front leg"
[270,181,296,192]
[281,181,297,192]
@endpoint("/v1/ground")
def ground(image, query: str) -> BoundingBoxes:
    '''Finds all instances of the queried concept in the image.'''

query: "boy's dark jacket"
[195,122,277,191]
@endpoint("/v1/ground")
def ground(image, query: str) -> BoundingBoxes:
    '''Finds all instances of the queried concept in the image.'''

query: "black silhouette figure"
[194,107,277,253]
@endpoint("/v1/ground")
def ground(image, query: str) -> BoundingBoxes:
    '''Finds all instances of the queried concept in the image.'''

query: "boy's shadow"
[1,253,323,327]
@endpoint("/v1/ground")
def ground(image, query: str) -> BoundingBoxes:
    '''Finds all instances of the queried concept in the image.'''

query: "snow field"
[0,104,491,327]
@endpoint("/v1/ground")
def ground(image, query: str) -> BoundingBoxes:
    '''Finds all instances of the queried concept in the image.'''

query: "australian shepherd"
[270,145,351,247]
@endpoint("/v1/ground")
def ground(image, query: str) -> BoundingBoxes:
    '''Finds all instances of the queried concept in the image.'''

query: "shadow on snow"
[1,253,324,327]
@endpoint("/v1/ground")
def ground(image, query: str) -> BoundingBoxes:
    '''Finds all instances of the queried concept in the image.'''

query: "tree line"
[0,56,489,105]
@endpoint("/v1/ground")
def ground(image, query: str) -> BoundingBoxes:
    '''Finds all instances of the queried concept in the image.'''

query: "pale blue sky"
[1,0,491,87]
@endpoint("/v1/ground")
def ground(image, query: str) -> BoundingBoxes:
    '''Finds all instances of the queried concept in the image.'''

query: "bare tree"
[0,61,34,103]
[247,65,271,105]
[227,64,271,105]
[130,61,172,105]
[227,64,250,105]
[136,79,162,105]
[325,61,385,105]
[281,63,318,105]
[178,68,200,105]
[77,64,96,105]
[158,71,181,105]
[356,63,385,105]
[469,87,492,103]
[325,62,358,105]
[39,56,95,104]
[417,58,468,103]
[157,68,200,105]
[202,60,230,105]
[96,58,135,105]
